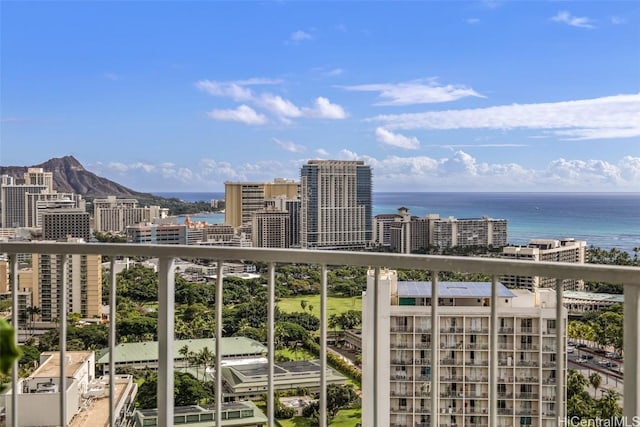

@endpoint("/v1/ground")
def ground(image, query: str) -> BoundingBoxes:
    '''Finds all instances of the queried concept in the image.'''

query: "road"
[567,345,624,399]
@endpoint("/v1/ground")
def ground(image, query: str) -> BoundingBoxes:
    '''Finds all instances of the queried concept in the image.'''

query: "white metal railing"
[1,241,639,427]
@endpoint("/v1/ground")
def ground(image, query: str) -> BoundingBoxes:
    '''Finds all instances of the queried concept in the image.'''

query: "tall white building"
[300,160,372,250]
[501,238,587,290]
[0,168,84,229]
[363,269,566,427]
[93,196,161,233]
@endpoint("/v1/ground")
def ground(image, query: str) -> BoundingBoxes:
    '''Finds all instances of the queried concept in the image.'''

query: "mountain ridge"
[1,156,157,200]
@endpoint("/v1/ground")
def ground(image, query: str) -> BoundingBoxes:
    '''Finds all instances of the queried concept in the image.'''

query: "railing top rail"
[1,241,639,285]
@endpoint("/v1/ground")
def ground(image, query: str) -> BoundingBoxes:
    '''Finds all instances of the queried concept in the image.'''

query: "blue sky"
[1,1,639,192]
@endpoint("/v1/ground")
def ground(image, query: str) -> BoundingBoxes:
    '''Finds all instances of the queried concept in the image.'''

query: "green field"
[277,295,362,318]
[278,408,361,427]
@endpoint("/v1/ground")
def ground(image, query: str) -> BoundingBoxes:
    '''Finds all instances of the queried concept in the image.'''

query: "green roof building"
[97,337,267,374]
[134,401,267,427]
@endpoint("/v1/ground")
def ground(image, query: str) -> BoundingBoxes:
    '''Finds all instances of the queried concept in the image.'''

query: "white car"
[576,357,589,363]
[567,346,575,353]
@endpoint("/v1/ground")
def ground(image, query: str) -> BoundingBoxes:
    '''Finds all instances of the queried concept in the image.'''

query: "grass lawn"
[277,295,361,319]
[276,347,315,361]
[278,408,361,427]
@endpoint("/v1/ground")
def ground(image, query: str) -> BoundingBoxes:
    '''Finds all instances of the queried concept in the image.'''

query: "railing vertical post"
[555,278,565,424]
[372,267,380,427]
[624,283,640,420]
[319,264,328,427]
[489,275,498,427]
[60,255,68,427]
[9,254,18,427]
[157,257,175,427]
[215,261,223,426]
[267,262,275,426]
[109,258,117,427]
[430,271,439,425]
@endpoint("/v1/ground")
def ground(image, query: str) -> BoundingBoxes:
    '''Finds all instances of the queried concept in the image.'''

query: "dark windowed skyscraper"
[300,160,372,249]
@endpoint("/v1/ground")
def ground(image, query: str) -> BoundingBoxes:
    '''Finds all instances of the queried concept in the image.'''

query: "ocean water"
[154,192,640,253]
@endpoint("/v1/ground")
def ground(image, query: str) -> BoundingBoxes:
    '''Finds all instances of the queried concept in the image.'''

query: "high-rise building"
[0,168,85,229]
[0,184,47,228]
[430,215,508,248]
[373,212,403,247]
[389,208,430,254]
[300,160,372,250]
[251,207,290,248]
[382,209,508,253]
[23,239,102,321]
[23,168,54,192]
[42,210,91,241]
[266,196,301,247]
[362,269,566,427]
[93,196,161,233]
[501,238,587,291]
[224,179,299,228]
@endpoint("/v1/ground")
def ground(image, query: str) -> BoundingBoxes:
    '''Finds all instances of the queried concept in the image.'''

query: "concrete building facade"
[224,179,299,228]
[501,238,587,291]
[251,208,290,248]
[93,196,161,233]
[43,210,91,241]
[362,269,566,427]
[22,240,102,321]
[1,351,137,427]
[126,223,187,245]
[300,160,372,250]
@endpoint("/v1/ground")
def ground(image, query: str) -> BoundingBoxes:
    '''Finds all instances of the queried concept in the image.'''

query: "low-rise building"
[220,360,347,401]
[133,401,267,427]
[1,351,137,427]
[96,337,268,374]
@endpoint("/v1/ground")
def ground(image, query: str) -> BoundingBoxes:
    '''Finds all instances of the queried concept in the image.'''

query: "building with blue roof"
[362,269,567,427]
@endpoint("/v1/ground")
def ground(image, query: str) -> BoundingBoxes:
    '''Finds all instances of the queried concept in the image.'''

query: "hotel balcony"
[1,241,639,427]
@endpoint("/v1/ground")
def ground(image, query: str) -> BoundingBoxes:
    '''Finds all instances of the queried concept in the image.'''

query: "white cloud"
[272,137,306,153]
[303,97,348,119]
[332,150,640,191]
[258,94,302,118]
[196,80,254,101]
[375,127,420,150]
[197,78,347,123]
[466,18,480,24]
[92,154,640,192]
[432,144,528,148]
[316,148,330,157]
[342,78,484,106]
[551,11,596,29]
[324,68,343,77]
[207,105,267,125]
[371,93,640,140]
[289,30,313,42]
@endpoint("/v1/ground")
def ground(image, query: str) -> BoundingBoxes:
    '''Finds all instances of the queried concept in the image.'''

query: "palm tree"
[597,389,622,419]
[198,347,215,381]
[589,372,602,396]
[25,306,40,336]
[179,345,190,368]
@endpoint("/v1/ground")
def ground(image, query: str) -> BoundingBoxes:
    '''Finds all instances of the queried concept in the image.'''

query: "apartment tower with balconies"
[363,269,566,427]
[300,160,372,250]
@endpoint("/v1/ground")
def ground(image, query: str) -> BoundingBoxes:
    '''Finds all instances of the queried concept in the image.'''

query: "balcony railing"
[1,241,639,427]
